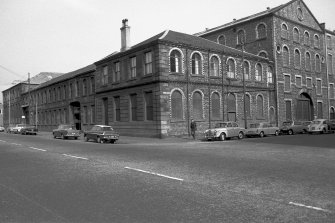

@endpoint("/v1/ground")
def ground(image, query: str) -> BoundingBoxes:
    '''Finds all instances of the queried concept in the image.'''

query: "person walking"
[190,119,197,139]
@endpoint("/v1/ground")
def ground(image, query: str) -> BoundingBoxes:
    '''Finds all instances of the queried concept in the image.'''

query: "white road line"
[29,147,47,152]
[62,154,88,160]
[11,143,22,146]
[124,166,184,181]
[289,202,331,213]
[0,140,6,143]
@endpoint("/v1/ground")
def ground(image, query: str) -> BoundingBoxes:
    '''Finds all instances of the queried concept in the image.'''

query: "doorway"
[70,102,81,130]
[296,93,313,121]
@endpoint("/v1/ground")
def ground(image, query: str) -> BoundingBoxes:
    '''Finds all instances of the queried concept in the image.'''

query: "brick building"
[196,0,335,125]
[0,103,3,126]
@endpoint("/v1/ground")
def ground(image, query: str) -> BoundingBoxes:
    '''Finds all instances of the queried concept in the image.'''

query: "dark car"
[53,124,80,140]
[20,125,38,135]
[280,121,311,135]
[327,120,335,132]
[84,125,119,144]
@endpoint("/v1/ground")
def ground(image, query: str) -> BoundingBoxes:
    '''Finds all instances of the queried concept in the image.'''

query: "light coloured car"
[308,119,330,134]
[246,122,280,137]
[0,126,5,132]
[53,124,80,139]
[204,122,245,141]
[280,121,311,135]
[10,124,26,134]
[84,125,119,144]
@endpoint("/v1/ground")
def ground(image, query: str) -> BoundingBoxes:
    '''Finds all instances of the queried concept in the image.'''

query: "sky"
[1,0,334,103]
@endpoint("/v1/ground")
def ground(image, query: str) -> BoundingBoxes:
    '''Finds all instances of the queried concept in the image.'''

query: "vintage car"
[328,119,335,132]
[280,121,311,135]
[204,122,245,141]
[0,126,4,132]
[246,122,280,137]
[84,125,119,144]
[9,124,26,134]
[20,125,38,135]
[308,119,331,134]
[52,124,80,139]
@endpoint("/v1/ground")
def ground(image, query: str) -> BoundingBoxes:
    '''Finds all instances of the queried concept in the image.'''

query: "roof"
[28,72,64,84]
[35,64,96,90]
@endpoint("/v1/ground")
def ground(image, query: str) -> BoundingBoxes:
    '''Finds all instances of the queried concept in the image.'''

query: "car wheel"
[62,134,66,140]
[288,129,293,135]
[110,140,116,144]
[97,137,102,143]
[322,128,327,134]
[220,133,226,141]
[238,131,244,139]
[259,131,264,137]
[275,130,279,136]
[84,136,89,142]
[53,133,56,139]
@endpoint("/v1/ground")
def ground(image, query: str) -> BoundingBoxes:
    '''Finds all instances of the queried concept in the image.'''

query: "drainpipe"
[208,50,211,129]
[186,48,190,136]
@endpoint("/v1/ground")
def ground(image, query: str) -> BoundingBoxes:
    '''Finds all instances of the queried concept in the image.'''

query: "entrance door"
[70,102,81,130]
[296,93,313,121]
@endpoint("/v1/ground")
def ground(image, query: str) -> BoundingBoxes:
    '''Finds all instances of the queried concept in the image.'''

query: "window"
[130,94,138,121]
[307,78,312,88]
[293,28,300,43]
[243,61,250,80]
[83,79,87,96]
[327,36,332,49]
[304,31,310,46]
[76,81,79,97]
[329,84,334,99]
[227,58,235,78]
[328,54,333,75]
[114,62,120,82]
[114,96,120,122]
[314,34,320,48]
[218,35,226,45]
[286,100,292,121]
[170,50,182,73]
[255,63,262,82]
[257,23,266,39]
[227,94,236,121]
[210,56,220,76]
[316,79,322,94]
[267,66,273,83]
[257,95,264,117]
[211,92,220,120]
[330,107,335,119]
[192,91,203,120]
[191,53,202,75]
[144,51,153,75]
[284,75,291,92]
[237,30,245,45]
[102,97,108,125]
[305,52,311,71]
[145,92,153,120]
[258,51,268,58]
[294,49,301,68]
[91,105,95,124]
[102,66,108,85]
[281,24,288,39]
[130,57,137,78]
[317,102,323,118]
[315,54,321,72]
[283,46,289,67]
[171,90,183,119]
[90,77,95,94]
[83,106,87,124]
[245,94,251,117]
[296,76,302,88]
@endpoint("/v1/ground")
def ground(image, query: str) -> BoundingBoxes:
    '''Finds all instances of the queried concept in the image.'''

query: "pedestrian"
[190,119,197,139]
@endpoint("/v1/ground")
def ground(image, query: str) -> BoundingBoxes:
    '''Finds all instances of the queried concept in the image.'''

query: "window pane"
[171,91,183,119]
[192,92,203,120]
[211,93,220,119]
[257,95,264,117]
[286,101,292,120]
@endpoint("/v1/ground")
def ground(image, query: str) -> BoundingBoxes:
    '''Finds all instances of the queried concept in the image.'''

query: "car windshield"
[312,120,321,124]
[215,123,227,128]
[102,127,113,131]
[250,123,260,128]
[282,122,292,126]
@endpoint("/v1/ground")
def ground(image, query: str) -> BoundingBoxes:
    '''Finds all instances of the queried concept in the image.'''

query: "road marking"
[62,154,88,160]
[124,166,184,181]
[11,143,22,146]
[0,140,6,143]
[289,202,331,213]
[29,147,47,152]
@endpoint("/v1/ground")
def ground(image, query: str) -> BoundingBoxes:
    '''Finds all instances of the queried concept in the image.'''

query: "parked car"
[84,125,119,144]
[9,124,26,134]
[280,121,311,135]
[308,119,331,134]
[204,122,245,141]
[20,125,38,135]
[328,119,335,132]
[53,124,80,139]
[246,122,280,137]
[0,126,4,132]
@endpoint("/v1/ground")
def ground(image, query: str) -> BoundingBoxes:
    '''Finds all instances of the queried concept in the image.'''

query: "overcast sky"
[1,0,334,102]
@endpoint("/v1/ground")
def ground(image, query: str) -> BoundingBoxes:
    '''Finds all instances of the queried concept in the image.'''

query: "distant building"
[0,103,3,126]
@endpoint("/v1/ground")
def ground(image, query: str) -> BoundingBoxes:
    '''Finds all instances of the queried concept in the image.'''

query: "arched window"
[192,91,203,120]
[294,49,301,68]
[258,51,268,58]
[305,52,311,71]
[255,63,262,82]
[314,34,320,48]
[210,56,220,76]
[170,50,182,73]
[217,35,226,45]
[330,107,335,119]
[281,24,288,39]
[227,94,236,121]
[237,30,246,45]
[257,23,266,39]
[304,31,310,46]
[267,66,273,83]
[227,58,236,78]
[283,46,289,67]
[257,95,264,117]
[191,53,202,75]
[245,94,251,117]
[293,28,300,43]
[171,90,183,119]
[243,61,250,80]
[315,54,321,72]
[211,92,220,120]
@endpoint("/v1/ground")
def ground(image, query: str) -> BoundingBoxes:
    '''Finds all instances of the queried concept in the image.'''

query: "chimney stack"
[120,19,130,52]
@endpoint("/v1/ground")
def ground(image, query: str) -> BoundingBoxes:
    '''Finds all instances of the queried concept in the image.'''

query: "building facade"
[0,103,3,126]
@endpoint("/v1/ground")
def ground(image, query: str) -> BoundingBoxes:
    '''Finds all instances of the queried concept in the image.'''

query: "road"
[0,132,334,222]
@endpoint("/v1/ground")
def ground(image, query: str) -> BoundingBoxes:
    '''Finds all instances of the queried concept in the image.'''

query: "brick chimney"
[120,19,130,52]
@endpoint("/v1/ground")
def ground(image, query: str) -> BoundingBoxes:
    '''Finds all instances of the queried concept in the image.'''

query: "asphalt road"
[0,132,334,222]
